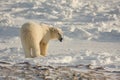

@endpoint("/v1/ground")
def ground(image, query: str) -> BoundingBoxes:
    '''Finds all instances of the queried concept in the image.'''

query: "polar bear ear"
[50,27,56,32]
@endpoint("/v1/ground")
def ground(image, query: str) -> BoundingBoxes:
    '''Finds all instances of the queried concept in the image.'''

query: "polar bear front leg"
[40,42,48,56]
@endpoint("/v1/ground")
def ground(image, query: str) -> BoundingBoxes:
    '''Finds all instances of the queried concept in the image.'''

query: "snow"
[0,0,120,79]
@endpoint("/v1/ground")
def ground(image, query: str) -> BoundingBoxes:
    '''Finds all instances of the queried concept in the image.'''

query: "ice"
[0,14,14,26]
[0,0,120,79]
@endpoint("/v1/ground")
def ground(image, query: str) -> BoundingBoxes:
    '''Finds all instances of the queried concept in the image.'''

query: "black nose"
[59,38,63,42]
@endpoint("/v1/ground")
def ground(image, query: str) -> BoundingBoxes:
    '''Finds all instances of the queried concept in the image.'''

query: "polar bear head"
[50,27,63,42]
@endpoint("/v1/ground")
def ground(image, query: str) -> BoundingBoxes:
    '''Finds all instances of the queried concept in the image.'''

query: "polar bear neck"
[41,26,52,43]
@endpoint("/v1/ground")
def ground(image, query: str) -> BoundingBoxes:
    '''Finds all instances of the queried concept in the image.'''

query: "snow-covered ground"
[0,0,120,79]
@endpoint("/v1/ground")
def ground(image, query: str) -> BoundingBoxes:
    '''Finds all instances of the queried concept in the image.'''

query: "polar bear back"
[21,22,48,40]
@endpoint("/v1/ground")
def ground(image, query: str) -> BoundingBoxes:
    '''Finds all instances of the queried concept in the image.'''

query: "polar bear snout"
[58,33,63,42]
[59,37,63,42]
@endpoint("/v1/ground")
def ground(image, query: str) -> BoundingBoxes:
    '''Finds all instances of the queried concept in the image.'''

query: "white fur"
[20,22,62,58]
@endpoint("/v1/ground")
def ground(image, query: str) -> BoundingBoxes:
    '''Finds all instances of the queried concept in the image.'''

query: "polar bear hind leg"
[31,42,41,58]
[21,39,32,58]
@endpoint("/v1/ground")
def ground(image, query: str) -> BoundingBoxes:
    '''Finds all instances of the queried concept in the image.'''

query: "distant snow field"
[0,0,120,77]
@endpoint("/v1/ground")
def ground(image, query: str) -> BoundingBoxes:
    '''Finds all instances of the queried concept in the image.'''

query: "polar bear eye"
[58,32,60,35]
[58,33,62,37]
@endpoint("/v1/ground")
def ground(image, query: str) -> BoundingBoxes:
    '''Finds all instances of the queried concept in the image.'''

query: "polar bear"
[20,22,63,58]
